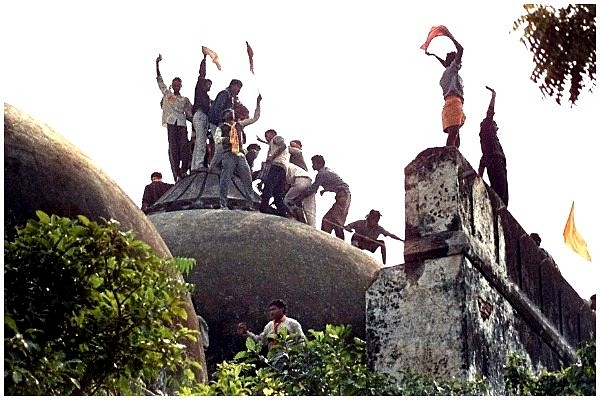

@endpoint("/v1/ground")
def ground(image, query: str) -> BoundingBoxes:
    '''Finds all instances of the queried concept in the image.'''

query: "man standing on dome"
[156,53,193,181]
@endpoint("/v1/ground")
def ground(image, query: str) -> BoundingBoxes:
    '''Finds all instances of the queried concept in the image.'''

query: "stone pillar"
[366,147,589,393]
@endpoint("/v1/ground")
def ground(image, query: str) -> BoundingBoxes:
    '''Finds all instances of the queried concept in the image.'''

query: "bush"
[503,340,596,396]
[4,211,201,395]
[191,324,594,396]
[192,324,490,396]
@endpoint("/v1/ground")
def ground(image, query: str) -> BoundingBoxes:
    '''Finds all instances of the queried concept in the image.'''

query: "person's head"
[201,78,212,92]
[444,52,456,67]
[366,209,382,225]
[267,299,287,321]
[150,171,163,182]
[480,117,498,135]
[311,155,325,171]
[222,108,235,123]
[234,101,250,120]
[247,143,261,152]
[264,129,277,142]
[228,79,243,96]
[171,77,182,93]
[290,140,302,150]
[531,233,542,246]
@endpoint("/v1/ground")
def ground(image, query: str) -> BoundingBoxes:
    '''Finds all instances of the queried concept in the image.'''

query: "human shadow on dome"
[145,167,261,214]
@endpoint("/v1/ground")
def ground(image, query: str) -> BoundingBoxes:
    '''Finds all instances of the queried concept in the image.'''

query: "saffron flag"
[202,46,222,71]
[420,25,449,51]
[246,41,254,74]
[563,201,592,261]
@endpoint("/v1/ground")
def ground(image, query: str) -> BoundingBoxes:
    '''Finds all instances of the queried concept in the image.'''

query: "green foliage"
[192,324,490,396]
[4,211,202,395]
[513,4,596,105]
[504,340,596,396]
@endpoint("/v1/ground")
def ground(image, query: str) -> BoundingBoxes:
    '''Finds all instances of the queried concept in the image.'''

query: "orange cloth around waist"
[442,95,466,132]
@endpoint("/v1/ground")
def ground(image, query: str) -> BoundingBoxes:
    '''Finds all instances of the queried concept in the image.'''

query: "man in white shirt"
[156,54,193,181]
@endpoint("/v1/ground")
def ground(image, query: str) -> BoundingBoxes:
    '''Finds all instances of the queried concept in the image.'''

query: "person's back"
[346,219,385,240]
[142,172,173,213]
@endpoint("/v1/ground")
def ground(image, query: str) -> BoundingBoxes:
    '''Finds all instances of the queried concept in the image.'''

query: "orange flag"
[202,46,222,70]
[420,25,449,51]
[563,201,592,261]
[246,41,254,74]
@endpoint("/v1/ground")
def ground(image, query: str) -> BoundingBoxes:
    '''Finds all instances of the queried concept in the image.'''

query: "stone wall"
[366,147,595,393]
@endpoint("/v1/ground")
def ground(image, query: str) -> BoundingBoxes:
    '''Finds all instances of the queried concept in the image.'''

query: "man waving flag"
[563,201,592,261]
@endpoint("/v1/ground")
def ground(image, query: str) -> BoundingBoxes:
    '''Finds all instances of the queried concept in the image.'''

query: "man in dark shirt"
[141,172,173,214]
[477,86,508,206]
[191,49,213,171]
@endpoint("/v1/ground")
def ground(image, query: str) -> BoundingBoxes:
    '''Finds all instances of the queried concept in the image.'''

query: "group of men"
[152,46,407,264]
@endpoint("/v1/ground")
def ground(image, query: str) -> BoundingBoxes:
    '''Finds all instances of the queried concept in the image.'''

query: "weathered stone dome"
[149,209,382,365]
[4,103,207,382]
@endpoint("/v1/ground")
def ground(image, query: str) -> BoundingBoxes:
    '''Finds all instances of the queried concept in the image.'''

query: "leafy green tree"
[513,4,596,105]
[503,340,596,396]
[4,211,202,395]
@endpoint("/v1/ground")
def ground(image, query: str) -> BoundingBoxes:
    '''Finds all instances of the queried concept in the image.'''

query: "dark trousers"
[259,164,287,217]
[167,124,189,181]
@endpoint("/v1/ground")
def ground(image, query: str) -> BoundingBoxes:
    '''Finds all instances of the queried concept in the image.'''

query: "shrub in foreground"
[4,211,201,395]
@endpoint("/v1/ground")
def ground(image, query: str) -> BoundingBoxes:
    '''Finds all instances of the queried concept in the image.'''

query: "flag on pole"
[246,41,255,74]
[202,46,222,70]
[420,25,449,51]
[563,201,592,261]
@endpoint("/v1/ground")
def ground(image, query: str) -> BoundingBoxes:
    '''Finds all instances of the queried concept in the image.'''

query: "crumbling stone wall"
[366,147,595,393]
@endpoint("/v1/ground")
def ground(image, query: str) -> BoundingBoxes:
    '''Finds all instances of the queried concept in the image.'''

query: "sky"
[2,1,597,300]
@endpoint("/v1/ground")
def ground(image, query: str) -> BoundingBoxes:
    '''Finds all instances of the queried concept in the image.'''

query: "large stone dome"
[4,103,207,382]
[149,209,382,365]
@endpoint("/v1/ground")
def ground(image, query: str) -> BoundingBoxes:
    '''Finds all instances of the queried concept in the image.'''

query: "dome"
[4,103,207,382]
[149,209,382,365]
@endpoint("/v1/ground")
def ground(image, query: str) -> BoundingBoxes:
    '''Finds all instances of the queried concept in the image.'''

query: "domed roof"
[149,209,382,365]
[4,103,207,382]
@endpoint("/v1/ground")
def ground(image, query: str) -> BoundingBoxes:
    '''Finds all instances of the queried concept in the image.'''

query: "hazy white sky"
[3,1,597,299]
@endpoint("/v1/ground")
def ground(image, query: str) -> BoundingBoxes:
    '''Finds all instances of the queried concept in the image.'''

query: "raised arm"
[446,31,463,62]
[156,54,169,94]
[425,51,446,67]
[156,53,162,77]
[485,86,496,119]
[239,94,262,127]
[199,53,207,78]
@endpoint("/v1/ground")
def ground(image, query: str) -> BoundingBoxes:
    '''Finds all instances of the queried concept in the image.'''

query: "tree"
[513,4,596,105]
[4,211,202,395]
